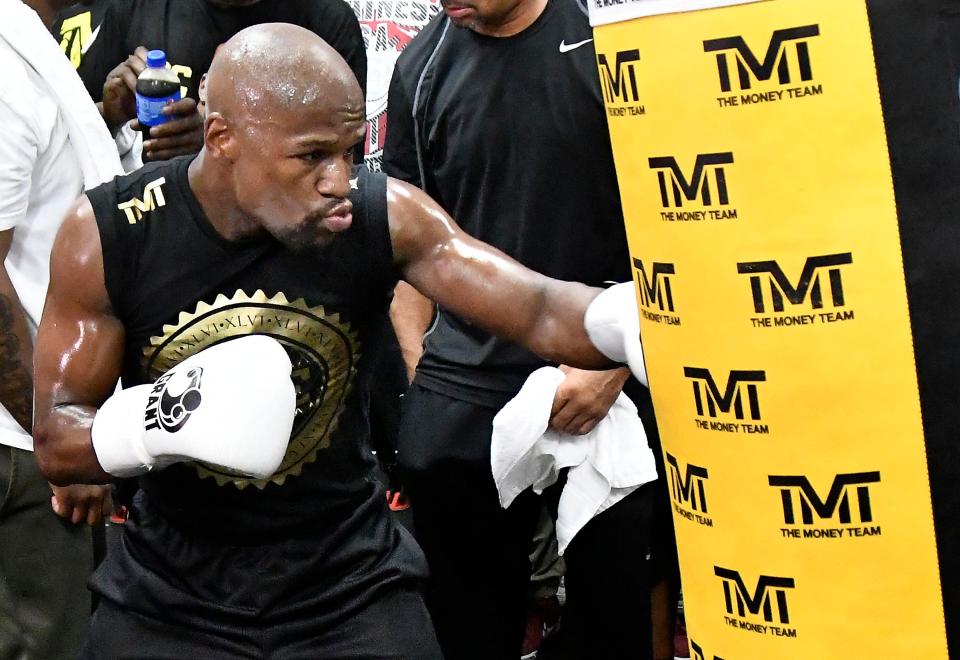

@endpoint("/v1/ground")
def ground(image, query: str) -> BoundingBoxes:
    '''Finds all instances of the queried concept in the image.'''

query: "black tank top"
[89,156,397,539]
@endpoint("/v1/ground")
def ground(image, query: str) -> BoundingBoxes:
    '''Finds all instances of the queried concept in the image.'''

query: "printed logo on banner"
[704,24,823,109]
[683,367,769,435]
[769,472,882,540]
[714,567,798,638]
[647,154,738,222]
[737,253,855,329]
[596,49,646,117]
[667,452,712,527]
[633,258,681,326]
[690,640,725,660]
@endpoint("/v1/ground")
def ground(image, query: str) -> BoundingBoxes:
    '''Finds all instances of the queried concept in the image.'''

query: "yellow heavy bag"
[590,0,958,657]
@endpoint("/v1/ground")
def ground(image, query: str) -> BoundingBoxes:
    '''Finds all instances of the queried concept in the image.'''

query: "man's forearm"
[33,404,112,485]
[527,280,615,370]
[0,269,34,433]
[390,281,434,382]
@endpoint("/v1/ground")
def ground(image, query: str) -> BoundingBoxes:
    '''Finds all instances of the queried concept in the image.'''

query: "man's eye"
[299,151,323,162]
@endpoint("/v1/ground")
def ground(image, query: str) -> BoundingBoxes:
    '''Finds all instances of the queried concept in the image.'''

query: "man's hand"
[101,47,148,132]
[549,366,631,436]
[50,484,113,526]
[135,98,203,161]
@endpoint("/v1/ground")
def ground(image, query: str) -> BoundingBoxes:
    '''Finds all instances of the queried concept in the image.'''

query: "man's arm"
[0,231,36,433]
[389,282,433,383]
[389,179,613,370]
[32,197,125,486]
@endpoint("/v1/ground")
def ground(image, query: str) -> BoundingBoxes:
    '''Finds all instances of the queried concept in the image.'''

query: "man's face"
[441,0,523,33]
[228,89,367,252]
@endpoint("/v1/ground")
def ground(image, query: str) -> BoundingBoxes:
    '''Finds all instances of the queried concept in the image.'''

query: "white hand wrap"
[583,282,648,386]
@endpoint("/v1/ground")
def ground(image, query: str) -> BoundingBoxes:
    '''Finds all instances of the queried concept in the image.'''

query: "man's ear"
[204,113,236,161]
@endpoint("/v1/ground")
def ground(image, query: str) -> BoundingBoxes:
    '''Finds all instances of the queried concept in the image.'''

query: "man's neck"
[188,152,264,242]
[473,0,548,37]
[22,0,57,27]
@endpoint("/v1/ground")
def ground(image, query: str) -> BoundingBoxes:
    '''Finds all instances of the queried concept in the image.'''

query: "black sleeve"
[383,56,422,189]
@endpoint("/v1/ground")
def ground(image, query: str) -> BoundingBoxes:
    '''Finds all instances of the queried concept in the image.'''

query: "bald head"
[193,23,368,253]
[206,23,363,126]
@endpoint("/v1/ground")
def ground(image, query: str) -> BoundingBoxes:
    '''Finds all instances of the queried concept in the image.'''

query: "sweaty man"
[32,23,634,659]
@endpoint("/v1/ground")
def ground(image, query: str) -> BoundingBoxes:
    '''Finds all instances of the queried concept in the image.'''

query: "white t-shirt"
[0,39,84,451]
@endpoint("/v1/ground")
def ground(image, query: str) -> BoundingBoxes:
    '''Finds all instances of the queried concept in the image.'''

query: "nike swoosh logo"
[81,23,100,55]
[559,38,593,53]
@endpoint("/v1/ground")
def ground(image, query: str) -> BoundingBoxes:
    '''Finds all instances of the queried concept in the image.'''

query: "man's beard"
[269,218,333,252]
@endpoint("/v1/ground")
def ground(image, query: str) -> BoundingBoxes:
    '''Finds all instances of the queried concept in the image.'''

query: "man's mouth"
[443,3,474,19]
[318,201,353,233]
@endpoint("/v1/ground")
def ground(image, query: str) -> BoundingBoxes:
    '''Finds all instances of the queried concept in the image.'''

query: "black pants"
[0,447,93,660]
[398,385,658,660]
[80,585,441,659]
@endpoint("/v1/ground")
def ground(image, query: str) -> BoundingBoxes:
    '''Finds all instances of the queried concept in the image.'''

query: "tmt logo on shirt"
[118,177,167,224]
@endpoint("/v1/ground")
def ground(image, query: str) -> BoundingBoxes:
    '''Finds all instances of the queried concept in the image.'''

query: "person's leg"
[279,585,443,659]
[0,447,93,660]
[649,476,682,660]
[79,599,258,660]
[550,482,657,660]
[398,385,541,660]
[523,505,564,658]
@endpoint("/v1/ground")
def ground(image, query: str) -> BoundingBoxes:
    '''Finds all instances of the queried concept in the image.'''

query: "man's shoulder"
[88,157,183,223]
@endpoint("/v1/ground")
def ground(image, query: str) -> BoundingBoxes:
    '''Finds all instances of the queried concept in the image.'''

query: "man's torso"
[85,157,426,617]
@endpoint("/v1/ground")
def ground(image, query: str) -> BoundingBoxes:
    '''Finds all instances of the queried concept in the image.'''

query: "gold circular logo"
[142,289,359,490]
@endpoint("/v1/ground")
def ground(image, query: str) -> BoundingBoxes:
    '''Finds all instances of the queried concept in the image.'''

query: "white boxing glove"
[583,282,648,386]
[92,335,296,479]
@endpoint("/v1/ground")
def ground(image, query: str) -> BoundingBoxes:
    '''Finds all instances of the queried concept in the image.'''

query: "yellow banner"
[594,1,948,656]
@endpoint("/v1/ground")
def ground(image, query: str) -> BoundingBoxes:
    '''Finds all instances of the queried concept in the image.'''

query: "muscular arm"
[32,197,125,486]
[389,282,433,383]
[0,231,36,433]
[388,179,613,370]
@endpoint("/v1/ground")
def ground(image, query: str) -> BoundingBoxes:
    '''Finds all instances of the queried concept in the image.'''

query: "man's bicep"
[391,180,543,340]
[35,202,124,413]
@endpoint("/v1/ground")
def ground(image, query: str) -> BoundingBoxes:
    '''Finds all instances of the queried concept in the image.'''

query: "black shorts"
[81,585,441,659]
[83,489,439,658]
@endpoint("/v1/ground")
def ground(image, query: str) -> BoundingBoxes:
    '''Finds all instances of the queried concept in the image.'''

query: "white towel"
[492,367,658,554]
[0,0,123,189]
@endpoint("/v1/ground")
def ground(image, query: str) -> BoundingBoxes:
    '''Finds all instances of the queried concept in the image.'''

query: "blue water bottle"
[135,50,181,128]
